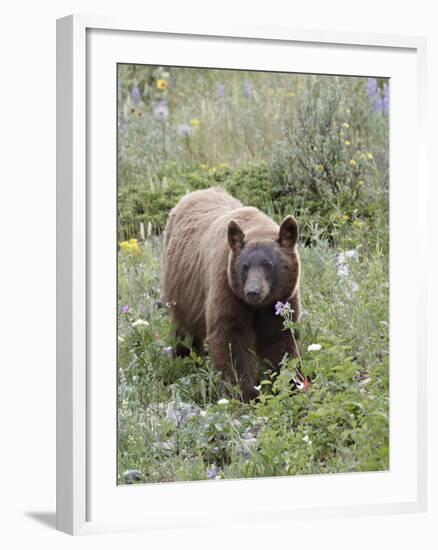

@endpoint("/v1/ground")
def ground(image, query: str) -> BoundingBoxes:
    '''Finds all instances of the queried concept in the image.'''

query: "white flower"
[254,385,261,391]
[163,346,173,357]
[307,343,322,352]
[132,319,149,328]
[217,398,229,406]
[296,382,304,390]
[302,435,312,444]
[200,410,207,417]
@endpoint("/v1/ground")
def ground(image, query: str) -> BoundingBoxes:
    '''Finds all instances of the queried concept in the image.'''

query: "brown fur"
[162,187,301,401]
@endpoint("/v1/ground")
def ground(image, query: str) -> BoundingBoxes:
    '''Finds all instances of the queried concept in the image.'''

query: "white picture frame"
[56,14,428,536]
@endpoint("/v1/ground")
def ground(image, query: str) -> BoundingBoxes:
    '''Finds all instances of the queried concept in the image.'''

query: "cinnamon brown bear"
[161,187,301,401]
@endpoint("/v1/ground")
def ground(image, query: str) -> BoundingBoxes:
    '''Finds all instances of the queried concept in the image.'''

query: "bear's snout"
[245,288,261,303]
[243,268,270,304]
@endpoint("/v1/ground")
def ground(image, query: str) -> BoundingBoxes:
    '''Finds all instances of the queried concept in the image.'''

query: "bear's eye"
[262,261,273,270]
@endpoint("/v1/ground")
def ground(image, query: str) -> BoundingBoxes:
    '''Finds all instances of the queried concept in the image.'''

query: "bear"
[161,187,301,402]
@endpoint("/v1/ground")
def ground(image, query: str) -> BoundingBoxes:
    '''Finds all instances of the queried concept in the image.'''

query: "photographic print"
[117,65,389,485]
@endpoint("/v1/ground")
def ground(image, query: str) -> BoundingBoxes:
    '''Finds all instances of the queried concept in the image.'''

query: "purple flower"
[207,465,217,480]
[177,123,192,137]
[118,113,125,131]
[130,85,141,106]
[274,301,291,316]
[367,78,378,102]
[217,83,225,102]
[367,77,388,115]
[374,94,383,113]
[121,304,129,314]
[243,80,252,100]
[154,99,169,121]
[382,82,389,115]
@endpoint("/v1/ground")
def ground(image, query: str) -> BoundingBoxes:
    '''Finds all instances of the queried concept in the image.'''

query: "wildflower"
[118,114,125,131]
[274,301,291,316]
[177,123,192,137]
[303,378,312,392]
[163,346,173,357]
[341,214,350,222]
[296,382,304,390]
[121,304,129,314]
[217,83,225,102]
[130,85,141,106]
[339,130,344,137]
[254,385,261,392]
[189,118,200,128]
[344,140,351,146]
[200,410,207,417]
[132,319,149,328]
[199,163,209,170]
[343,122,350,128]
[243,80,252,100]
[302,435,312,444]
[153,99,169,121]
[349,159,357,166]
[317,164,324,172]
[217,398,229,406]
[120,238,140,255]
[307,343,322,352]
[367,77,387,114]
[353,220,363,229]
[207,465,217,480]
[383,82,389,115]
[358,180,364,186]
[156,79,168,90]
[367,152,373,160]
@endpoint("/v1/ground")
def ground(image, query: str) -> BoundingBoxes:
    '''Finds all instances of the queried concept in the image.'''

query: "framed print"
[56,15,428,535]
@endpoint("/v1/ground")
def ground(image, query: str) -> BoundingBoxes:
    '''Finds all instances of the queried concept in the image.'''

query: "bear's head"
[227,216,300,307]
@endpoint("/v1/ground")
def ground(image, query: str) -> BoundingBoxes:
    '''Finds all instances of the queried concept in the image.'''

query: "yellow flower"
[199,163,209,170]
[341,214,350,222]
[349,159,357,166]
[367,152,373,160]
[218,163,229,169]
[317,164,324,172]
[343,122,350,128]
[344,140,351,146]
[189,119,200,128]
[358,179,364,186]
[156,79,168,90]
[353,220,363,229]
[208,167,216,175]
[120,239,140,255]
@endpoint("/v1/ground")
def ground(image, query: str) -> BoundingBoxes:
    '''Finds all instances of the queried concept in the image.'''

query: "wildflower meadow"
[117,65,389,484]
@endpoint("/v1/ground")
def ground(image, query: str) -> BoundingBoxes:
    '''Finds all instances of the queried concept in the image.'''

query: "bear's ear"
[228,219,245,251]
[278,216,299,248]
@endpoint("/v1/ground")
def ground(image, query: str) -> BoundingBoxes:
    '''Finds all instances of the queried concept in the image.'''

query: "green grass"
[117,234,388,483]
[117,66,389,484]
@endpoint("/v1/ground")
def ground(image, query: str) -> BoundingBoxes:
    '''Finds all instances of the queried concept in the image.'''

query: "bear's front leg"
[206,298,257,402]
